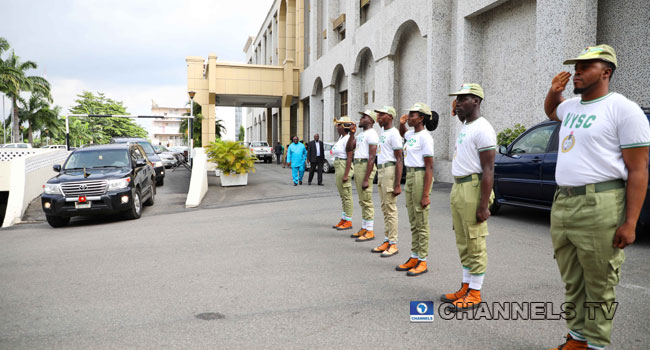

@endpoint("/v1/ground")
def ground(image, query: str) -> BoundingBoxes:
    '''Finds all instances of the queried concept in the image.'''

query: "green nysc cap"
[406,102,432,116]
[373,106,396,118]
[563,44,617,68]
[358,109,377,121]
[449,83,484,99]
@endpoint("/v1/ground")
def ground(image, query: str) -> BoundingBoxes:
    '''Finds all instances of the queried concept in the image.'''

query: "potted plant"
[205,140,256,186]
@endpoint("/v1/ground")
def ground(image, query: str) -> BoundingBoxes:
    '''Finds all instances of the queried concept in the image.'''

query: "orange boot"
[355,230,375,242]
[332,219,345,229]
[371,241,389,253]
[546,334,588,350]
[407,260,428,276]
[440,283,469,303]
[380,244,399,257]
[337,220,353,231]
[452,289,482,311]
[350,228,366,238]
[395,257,419,271]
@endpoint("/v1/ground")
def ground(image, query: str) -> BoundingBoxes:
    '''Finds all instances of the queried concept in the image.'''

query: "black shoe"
[299,181,303,185]
[308,182,312,185]
[293,183,297,186]
[318,183,324,186]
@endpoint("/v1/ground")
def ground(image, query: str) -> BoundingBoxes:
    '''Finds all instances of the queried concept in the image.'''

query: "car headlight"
[108,177,131,190]
[155,161,163,167]
[43,183,62,195]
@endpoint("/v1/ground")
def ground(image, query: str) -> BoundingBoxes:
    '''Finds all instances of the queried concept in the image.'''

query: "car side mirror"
[53,164,61,172]
[498,145,508,155]
[135,159,147,167]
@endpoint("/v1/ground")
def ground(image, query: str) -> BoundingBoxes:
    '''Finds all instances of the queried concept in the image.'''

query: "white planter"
[220,173,248,187]
[214,169,222,177]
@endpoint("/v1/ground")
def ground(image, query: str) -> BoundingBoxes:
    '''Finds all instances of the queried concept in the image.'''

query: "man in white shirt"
[347,110,379,242]
[442,83,496,312]
[544,45,650,350]
[370,106,403,257]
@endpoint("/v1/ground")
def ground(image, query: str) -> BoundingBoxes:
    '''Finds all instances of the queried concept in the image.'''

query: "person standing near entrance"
[441,83,496,312]
[347,110,379,242]
[307,134,325,185]
[332,117,355,231]
[274,142,284,165]
[396,103,435,277]
[370,106,403,258]
[286,136,307,186]
[544,45,650,350]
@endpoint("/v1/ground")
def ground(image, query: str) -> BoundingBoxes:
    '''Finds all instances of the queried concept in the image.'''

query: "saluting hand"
[400,114,408,125]
[551,72,572,93]
[451,100,457,116]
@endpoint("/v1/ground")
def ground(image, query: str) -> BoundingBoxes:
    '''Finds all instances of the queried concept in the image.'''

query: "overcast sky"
[0,0,272,139]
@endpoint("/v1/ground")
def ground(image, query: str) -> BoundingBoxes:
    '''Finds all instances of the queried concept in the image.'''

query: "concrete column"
[373,55,395,117]
[266,108,273,144]
[309,0,318,66]
[297,100,304,140]
[281,96,292,148]
[309,94,324,139]
[535,0,598,112]
[323,85,336,142]
[348,71,363,123]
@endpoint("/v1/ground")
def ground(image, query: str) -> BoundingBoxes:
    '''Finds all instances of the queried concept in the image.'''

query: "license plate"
[75,202,91,209]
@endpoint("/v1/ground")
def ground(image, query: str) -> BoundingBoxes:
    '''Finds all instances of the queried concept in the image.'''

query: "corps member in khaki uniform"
[440,83,497,311]
[331,117,355,231]
[395,103,437,277]
[544,45,650,350]
[347,110,379,242]
[370,106,404,257]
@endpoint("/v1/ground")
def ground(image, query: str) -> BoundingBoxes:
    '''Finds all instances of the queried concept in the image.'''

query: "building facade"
[188,0,649,182]
[150,100,189,147]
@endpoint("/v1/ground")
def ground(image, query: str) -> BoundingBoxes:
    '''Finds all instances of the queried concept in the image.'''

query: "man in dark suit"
[307,133,325,185]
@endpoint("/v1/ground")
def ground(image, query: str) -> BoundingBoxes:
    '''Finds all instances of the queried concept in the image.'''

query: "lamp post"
[188,91,196,167]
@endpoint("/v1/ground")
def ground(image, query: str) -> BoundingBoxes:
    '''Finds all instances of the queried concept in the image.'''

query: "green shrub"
[497,123,526,146]
[205,140,256,175]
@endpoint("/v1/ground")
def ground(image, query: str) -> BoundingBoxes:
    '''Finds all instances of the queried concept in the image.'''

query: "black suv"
[41,143,156,227]
[111,137,165,186]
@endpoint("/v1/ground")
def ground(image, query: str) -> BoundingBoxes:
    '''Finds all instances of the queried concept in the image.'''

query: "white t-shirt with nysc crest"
[378,127,403,165]
[555,92,650,187]
[354,128,379,159]
[331,134,350,159]
[403,130,434,167]
[451,117,497,177]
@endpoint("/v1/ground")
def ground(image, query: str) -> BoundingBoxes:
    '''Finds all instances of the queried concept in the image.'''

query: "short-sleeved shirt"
[403,130,434,167]
[555,92,650,186]
[331,134,350,159]
[354,128,379,159]
[451,117,497,177]
[378,127,403,165]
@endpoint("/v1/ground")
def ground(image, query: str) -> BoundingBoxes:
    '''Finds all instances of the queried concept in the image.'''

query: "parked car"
[153,145,180,168]
[168,146,189,162]
[3,143,32,148]
[249,141,273,163]
[492,109,650,234]
[41,143,156,227]
[43,145,67,150]
[110,138,165,186]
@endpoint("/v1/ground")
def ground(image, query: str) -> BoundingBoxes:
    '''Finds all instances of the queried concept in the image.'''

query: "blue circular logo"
[417,303,428,314]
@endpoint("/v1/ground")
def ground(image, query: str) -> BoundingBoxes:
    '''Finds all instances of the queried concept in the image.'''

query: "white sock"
[469,273,485,290]
[361,220,367,229]
[569,330,586,342]
[587,343,605,350]
[341,212,346,220]
[411,252,419,259]
[462,267,471,284]
[366,220,373,231]
[419,257,426,261]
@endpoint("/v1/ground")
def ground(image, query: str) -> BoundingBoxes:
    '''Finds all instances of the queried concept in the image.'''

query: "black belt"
[334,157,347,161]
[455,174,482,184]
[558,179,625,196]
[406,167,425,173]
[377,162,395,169]
[354,159,369,164]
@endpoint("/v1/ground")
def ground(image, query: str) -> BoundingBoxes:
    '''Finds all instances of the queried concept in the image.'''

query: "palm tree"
[214,118,227,139]
[19,93,60,144]
[0,41,51,143]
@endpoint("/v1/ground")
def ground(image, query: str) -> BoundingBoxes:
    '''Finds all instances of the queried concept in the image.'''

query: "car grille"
[60,180,108,197]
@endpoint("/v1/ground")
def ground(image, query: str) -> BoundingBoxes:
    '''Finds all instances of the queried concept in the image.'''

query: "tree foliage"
[497,123,527,146]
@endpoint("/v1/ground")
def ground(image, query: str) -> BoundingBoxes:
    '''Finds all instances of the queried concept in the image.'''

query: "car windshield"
[250,142,268,147]
[64,150,130,169]
[136,142,155,156]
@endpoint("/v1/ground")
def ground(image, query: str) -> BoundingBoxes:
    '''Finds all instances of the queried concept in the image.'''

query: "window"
[338,29,345,41]
[340,90,348,117]
[510,124,556,154]
[372,90,375,103]
[360,0,370,25]
[363,92,368,105]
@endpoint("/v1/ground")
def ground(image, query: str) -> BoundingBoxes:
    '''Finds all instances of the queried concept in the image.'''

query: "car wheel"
[489,201,501,215]
[322,161,331,173]
[125,189,143,220]
[46,215,70,228]
[144,180,155,206]
[156,177,164,186]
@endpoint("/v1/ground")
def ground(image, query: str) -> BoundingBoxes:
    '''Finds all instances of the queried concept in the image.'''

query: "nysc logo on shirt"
[562,131,576,153]
[379,135,386,144]
[457,132,467,144]
[563,113,596,129]
[406,138,417,147]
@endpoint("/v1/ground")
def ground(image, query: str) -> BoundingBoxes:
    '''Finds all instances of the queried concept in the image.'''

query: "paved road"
[1,163,649,349]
